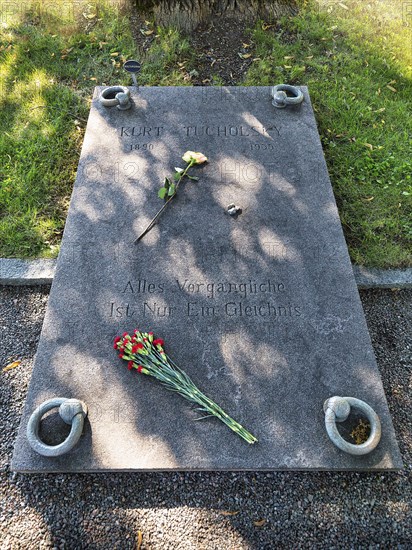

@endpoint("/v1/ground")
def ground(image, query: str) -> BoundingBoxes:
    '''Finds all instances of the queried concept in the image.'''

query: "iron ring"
[26,397,87,457]
[323,396,381,456]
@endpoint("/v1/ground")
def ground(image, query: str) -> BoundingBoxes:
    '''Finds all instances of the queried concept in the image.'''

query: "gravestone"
[12,86,402,471]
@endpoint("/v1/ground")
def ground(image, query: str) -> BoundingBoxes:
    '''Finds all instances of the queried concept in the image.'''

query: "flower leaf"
[135,150,209,244]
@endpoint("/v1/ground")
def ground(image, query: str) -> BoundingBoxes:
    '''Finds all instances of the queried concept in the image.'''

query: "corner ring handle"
[26,397,87,457]
[323,396,382,456]
[99,86,131,109]
[271,84,304,108]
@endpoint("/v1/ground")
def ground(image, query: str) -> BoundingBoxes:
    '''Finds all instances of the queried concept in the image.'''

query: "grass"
[0,0,411,266]
[139,26,196,86]
[0,0,136,257]
[244,0,412,267]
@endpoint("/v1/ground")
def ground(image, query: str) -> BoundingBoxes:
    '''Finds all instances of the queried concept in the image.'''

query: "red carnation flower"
[113,342,118,349]
[114,336,121,344]
[122,332,129,337]
[112,326,258,444]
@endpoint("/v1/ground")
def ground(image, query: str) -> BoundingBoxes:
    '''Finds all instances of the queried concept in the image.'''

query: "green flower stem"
[192,389,258,445]
[134,159,196,243]
[133,347,258,445]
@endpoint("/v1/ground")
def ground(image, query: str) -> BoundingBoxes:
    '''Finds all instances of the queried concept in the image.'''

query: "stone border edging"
[0,259,57,285]
[352,265,412,289]
[0,258,411,289]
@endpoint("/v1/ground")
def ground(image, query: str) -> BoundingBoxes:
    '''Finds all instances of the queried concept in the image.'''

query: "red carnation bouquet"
[114,330,258,444]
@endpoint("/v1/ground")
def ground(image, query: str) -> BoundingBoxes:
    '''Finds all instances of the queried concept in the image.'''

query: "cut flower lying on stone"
[135,151,208,243]
[181,151,208,164]
[114,329,258,444]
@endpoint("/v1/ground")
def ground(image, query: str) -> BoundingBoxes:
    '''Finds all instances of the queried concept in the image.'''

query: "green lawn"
[244,0,412,267]
[0,0,411,266]
[0,0,135,257]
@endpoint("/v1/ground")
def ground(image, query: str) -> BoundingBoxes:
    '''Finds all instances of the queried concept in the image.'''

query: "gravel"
[0,285,411,549]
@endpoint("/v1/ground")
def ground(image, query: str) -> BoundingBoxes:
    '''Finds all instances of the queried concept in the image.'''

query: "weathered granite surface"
[12,86,402,471]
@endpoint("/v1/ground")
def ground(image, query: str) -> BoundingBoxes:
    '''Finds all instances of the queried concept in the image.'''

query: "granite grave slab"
[12,86,402,471]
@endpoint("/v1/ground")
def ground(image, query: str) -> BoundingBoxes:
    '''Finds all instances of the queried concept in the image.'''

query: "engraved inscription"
[175,278,285,298]
[183,125,280,137]
[120,126,163,152]
[122,278,285,298]
[109,301,302,319]
[117,124,280,140]
[129,143,154,151]
[250,143,275,150]
[120,126,164,137]
[109,278,303,320]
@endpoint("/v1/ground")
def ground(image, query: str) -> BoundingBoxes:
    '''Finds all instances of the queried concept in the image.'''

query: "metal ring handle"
[99,86,131,110]
[271,84,304,109]
[27,397,87,457]
[323,396,382,456]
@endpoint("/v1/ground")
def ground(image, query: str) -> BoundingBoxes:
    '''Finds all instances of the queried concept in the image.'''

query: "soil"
[186,17,254,85]
[130,13,258,85]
